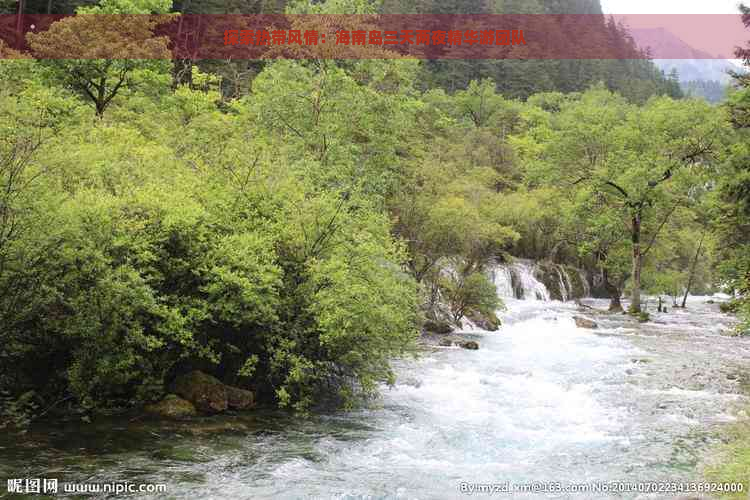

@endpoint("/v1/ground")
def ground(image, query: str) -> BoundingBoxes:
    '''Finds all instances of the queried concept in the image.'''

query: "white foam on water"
[46,290,746,500]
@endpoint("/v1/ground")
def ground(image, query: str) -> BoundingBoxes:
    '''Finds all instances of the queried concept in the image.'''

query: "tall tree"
[527,88,724,312]
[26,0,171,117]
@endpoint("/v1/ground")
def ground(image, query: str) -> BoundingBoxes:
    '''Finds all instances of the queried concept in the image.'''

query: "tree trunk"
[608,294,623,312]
[172,59,194,89]
[681,230,706,308]
[630,211,642,313]
[602,267,623,312]
[15,0,25,48]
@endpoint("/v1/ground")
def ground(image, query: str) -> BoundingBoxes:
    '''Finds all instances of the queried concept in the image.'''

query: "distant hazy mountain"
[630,27,745,83]
[653,59,743,84]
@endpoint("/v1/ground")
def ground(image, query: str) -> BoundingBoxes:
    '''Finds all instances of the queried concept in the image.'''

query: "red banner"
[1,14,746,59]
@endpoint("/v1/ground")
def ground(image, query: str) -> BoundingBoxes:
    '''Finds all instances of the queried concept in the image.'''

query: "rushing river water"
[1,296,749,500]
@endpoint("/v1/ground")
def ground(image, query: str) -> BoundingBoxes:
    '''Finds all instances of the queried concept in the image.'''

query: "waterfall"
[516,263,551,301]
[556,266,570,302]
[490,260,589,302]
[490,260,550,301]
[492,266,515,299]
[578,269,591,298]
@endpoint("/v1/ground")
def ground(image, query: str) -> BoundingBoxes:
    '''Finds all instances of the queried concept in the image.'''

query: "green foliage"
[519,87,727,310]
[634,311,650,322]
[1,2,747,422]
[440,270,501,324]
[713,57,750,330]
[26,0,172,117]
[0,62,420,416]
[0,391,38,431]
[75,0,171,13]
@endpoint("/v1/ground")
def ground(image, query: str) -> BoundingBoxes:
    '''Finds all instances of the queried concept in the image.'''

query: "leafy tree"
[712,4,750,332]
[26,0,172,117]
[440,270,500,324]
[525,88,725,312]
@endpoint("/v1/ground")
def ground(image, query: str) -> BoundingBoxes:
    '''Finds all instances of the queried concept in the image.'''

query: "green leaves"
[26,0,172,117]
[440,270,500,324]
[519,86,727,305]
[0,60,426,413]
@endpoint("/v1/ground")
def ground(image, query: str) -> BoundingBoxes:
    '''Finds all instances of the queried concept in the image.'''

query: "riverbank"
[704,346,750,499]
[1,297,747,499]
[704,417,750,499]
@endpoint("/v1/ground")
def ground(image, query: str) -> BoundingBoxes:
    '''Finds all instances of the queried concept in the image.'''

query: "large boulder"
[170,371,228,413]
[458,340,480,350]
[573,316,598,329]
[466,311,500,332]
[423,319,454,335]
[225,386,255,410]
[144,394,197,420]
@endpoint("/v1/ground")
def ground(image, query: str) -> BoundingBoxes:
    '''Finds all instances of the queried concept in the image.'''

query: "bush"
[720,300,742,314]
[440,270,501,325]
[0,122,419,416]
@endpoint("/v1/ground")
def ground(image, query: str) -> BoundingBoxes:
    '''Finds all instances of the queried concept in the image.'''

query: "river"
[1,283,749,499]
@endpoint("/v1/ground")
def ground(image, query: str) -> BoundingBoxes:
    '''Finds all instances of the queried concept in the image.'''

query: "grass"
[704,420,750,499]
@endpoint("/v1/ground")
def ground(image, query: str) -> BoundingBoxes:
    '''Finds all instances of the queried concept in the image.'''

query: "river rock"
[144,394,197,420]
[226,386,255,410]
[170,370,228,413]
[459,340,479,350]
[466,311,500,332]
[573,316,598,329]
[423,319,454,334]
[436,337,480,349]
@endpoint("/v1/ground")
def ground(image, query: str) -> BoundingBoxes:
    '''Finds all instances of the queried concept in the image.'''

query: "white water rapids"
[2,263,749,499]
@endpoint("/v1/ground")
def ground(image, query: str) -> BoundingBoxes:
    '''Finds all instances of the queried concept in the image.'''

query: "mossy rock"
[438,337,480,349]
[225,386,255,410]
[170,371,228,413]
[144,394,197,420]
[564,266,588,299]
[629,311,651,322]
[466,310,500,331]
[458,340,479,350]
[534,262,564,301]
[423,319,454,335]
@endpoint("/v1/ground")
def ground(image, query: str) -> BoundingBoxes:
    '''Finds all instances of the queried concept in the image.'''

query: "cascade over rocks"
[490,259,590,302]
